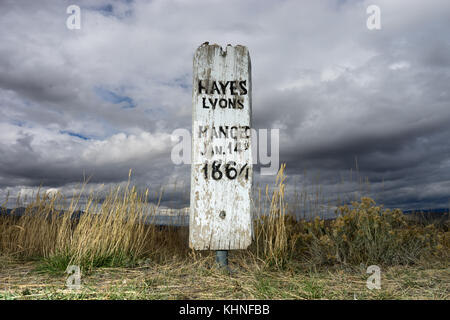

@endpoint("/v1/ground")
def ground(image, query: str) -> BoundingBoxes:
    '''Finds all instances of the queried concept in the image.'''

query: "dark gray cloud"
[0,0,449,211]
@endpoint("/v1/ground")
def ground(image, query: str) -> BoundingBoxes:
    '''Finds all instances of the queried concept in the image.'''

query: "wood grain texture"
[189,43,253,250]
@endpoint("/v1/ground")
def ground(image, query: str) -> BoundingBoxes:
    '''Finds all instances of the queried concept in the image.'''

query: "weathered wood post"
[190,43,253,267]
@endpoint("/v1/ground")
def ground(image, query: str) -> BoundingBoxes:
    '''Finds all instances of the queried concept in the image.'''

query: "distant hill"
[0,207,188,227]
[2,206,447,227]
[403,208,449,215]
[1,207,84,220]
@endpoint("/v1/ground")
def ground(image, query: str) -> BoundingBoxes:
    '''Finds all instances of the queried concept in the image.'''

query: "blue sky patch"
[11,120,26,127]
[88,2,134,19]
[60,130,90,141]
[91,3,114,16]
[94,87,136,109]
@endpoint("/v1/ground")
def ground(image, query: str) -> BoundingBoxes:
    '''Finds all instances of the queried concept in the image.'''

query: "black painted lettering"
[219,98,227,108]
[228,98,236,109]
[212,127,219,139]
[219,81,230,94]
[198,80,207,94]
[202,163,208,179]
[229,81,237,95]
[202,97,209,108]
[219,126,228,138]
[211,81,220,94]
[239,80,248,95]
[214,145,223,155]
[230,126,238,139]
[199,125,208,138]
[237,98,244,109]
[212,161,222,180]
[208,98,217,109]
[243,126,251,138]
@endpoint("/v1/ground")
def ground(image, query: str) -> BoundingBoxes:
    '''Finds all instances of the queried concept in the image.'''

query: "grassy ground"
[0,253,448,300]
[0,167,448,300]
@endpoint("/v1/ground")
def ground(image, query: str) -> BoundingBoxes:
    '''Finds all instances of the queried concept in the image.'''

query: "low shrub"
[299,197,444,266]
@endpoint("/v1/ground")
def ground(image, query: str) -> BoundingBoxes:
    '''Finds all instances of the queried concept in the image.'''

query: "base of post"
[215,250,228,268]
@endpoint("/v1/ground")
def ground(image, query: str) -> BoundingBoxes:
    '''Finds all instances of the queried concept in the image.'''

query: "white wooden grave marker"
[190,43,253,250]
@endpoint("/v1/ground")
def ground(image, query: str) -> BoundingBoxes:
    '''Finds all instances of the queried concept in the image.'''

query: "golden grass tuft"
[253,164,299,268]
[0,166,448,273]
[0,175,189,271]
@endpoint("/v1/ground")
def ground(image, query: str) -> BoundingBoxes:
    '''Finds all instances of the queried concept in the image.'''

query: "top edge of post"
[195,42,249,55]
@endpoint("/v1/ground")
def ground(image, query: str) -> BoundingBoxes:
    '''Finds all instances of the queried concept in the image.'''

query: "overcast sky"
[1,0,449,211]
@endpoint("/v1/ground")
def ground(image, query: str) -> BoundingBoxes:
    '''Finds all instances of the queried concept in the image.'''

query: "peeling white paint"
[189,43,253,250]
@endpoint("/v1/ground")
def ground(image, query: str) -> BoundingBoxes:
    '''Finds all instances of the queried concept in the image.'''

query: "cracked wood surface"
[189,43,253,250]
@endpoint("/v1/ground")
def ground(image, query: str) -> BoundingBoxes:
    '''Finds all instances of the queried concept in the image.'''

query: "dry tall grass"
[0,175,188,270]
[253,164,299,268]
[0,166,448,272]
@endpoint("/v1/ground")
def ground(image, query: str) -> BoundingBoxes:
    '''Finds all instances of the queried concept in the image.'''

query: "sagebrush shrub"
[299,197,442,265]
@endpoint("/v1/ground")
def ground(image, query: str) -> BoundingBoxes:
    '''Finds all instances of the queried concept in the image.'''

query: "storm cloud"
[0,0,449,210]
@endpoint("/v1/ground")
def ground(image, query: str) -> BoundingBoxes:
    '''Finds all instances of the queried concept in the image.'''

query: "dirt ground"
[0,255,448,300]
